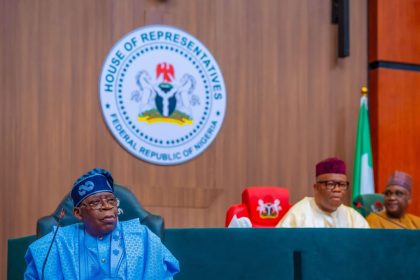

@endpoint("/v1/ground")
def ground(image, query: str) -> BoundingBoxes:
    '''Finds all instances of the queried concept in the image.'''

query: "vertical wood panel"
[370,69,420,215]
[369,0,420,217]
[1,0,367,275]
[369,0,420,63]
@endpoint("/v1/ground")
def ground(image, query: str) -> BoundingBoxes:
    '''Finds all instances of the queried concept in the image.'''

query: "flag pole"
[361,86,368,96]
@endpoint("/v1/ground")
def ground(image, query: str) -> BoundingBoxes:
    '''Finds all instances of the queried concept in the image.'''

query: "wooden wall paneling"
[369,69,379,191]
[369,68,420,215]
[369,0,420,63]
[1,0,368,276]
[368,0,379,62]
[1,2,20,274]
[369,0,420,216]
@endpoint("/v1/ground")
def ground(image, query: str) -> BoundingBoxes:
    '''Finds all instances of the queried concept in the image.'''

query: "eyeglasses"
[384,190,407,198]
[317,180,349,190]
[80,196,118,210]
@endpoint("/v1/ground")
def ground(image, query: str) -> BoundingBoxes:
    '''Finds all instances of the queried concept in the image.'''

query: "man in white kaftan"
[277,157,369,228]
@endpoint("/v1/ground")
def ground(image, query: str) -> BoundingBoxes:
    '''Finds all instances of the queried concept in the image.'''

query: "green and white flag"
[352,93,374,202]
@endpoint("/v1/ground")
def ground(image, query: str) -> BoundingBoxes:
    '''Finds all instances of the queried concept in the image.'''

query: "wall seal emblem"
[99,25,226,165]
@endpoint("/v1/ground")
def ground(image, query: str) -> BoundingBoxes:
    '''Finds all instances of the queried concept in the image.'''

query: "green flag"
[352,93,374,202]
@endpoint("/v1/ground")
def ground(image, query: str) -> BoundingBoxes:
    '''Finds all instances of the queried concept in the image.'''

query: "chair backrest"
[36,184,164,239]
[226,186,291,227]
[353,193,385,217]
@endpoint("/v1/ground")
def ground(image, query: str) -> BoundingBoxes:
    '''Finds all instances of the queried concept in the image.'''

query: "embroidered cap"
[386,170,412,192]
[316,157,346,177]
[71,168,114,207]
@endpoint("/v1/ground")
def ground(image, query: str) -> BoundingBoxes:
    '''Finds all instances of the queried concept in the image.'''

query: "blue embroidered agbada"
[24,219,180,279]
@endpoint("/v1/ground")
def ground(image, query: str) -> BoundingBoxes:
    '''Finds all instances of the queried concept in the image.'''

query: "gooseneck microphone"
[41,208,65,280]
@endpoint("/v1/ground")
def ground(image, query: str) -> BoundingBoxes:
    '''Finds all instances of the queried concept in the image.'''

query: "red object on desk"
[225,186,291,227]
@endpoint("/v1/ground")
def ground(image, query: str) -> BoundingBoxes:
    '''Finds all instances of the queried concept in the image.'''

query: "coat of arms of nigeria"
[131,62,200,126]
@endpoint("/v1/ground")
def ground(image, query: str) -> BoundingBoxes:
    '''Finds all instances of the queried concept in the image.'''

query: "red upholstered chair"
[225,186,291,227]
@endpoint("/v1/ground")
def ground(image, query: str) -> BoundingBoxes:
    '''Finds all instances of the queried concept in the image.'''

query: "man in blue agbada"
[24,168,180,279]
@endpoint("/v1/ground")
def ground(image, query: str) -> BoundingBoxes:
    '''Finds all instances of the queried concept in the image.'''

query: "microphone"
[41,208,65,280]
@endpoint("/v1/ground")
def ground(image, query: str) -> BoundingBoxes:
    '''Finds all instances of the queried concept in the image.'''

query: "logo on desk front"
[99,25,226,165]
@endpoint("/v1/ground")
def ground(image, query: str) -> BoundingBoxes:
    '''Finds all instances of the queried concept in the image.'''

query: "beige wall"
[1,0,367,276]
